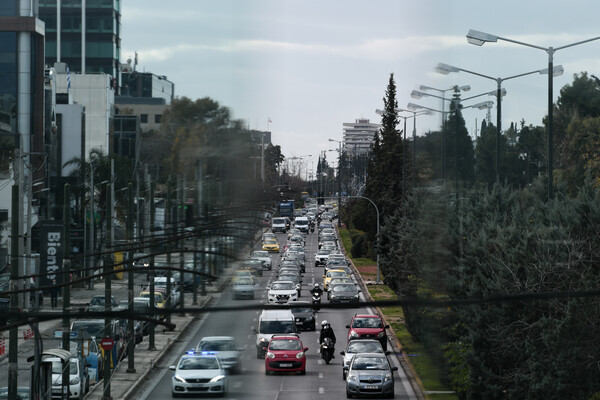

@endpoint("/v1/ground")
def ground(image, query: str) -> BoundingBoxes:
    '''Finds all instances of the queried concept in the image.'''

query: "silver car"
[340,339,387,380]
[196,336,242,374]
[344,353,397,398]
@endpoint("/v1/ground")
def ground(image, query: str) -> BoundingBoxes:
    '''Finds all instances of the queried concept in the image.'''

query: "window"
[154,114,161,123]
[140,114,148,123]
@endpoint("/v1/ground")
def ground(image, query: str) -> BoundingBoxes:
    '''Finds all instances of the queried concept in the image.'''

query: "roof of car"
[198,336,235,342]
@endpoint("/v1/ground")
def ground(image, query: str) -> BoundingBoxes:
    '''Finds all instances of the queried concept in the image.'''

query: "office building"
[342,118,380,154]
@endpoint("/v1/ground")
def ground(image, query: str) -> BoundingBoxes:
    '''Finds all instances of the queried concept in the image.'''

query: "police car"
[170,351,228,397]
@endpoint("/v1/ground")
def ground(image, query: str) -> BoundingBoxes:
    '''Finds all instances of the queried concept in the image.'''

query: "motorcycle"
[311,291,322,311]
[320,337,335,364]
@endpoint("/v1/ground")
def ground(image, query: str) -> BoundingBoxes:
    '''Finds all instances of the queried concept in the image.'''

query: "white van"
[253,309,297,358]
[294,216,310,233]
[271,217,288,233]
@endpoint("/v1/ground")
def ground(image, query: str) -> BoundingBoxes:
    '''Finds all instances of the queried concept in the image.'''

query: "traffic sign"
[100,337,114,351]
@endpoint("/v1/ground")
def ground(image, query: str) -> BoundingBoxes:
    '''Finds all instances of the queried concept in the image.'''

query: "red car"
[346,314,390,350]
[265,335,308,375]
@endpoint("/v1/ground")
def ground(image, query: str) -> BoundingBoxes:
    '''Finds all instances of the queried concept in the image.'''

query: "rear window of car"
[352,317,383,328]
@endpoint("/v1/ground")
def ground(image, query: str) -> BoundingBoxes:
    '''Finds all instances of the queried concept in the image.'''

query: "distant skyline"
[121,1,600,171]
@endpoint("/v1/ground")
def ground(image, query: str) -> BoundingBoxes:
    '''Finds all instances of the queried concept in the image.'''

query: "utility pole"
[166,176,173,326]
[62,183,72,400]
[89,162,95,290]
[147,167,156,350]
[179,175,185,314]
[126,182,136,373]
[8,183,20,400]
[103,182,112,400]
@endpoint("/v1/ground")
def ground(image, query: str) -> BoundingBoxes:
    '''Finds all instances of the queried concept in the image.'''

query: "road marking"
[317,359,323,365]
[319,372,323,379]
[233,381,242,389]
[319,387,325,394]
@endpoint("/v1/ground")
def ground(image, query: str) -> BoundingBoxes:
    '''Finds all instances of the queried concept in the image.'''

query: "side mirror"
[345,325,350,329]
[252,328,257,334]
[340,351,345,356]
[385,325,390,329]
[385,351,391,355]
[391,366,398,372]
[304,347,309,352]
[343,366,349,371]
[169,365,176,371]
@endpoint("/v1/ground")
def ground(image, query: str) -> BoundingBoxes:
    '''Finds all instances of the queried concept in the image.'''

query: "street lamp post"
[328,139,343,227]
[436,62,563,183]
[466,29,600,199]
[408,100,493,196]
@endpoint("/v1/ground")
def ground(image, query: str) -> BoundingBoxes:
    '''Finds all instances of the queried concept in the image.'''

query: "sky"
[121,0,600,173]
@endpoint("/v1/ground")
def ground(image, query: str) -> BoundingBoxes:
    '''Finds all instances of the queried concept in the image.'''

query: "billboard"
[40,221,64,288]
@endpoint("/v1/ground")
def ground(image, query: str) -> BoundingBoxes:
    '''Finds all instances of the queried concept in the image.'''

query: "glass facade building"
[39,0,121,80]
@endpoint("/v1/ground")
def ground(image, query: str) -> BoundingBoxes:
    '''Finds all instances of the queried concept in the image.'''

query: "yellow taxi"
[323,269,348,290]
[139,290,166,319]
[232,269,255,284]
[262,238,280,252]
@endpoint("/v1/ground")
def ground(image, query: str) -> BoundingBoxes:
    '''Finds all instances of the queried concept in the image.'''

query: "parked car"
[86,295,117,312]
[46,352,90,400]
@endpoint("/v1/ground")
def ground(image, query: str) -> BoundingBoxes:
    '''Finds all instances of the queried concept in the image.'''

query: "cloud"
[126,34,467,64]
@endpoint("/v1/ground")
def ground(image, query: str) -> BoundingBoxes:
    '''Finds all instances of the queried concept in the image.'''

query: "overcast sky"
[121,0,600,171]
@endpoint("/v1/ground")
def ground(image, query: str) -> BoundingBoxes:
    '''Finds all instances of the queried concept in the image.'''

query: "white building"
[54,67,115,159]
[342,119,381,154]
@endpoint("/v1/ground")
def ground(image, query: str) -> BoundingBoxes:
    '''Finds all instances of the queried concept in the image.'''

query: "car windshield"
[272,218,285,224]
[51,360,78,375]
[234,279,253,286]
[317,250,331,255]
[198,340,236,352]
[291,307,312,314]
[332,284,355,292]
[279,275,298,283]
[71,322,104,338]
[178,357,219,370]
[352,356,388,370]
[252,251,269,258]
[352,318,383,329]
[90,297,108,306]
[269,339,301,351]
[259,321,295,334]
[328,271,346,278]
[271,282,295,290]
[265,239,277,244]
[347,342,383,354]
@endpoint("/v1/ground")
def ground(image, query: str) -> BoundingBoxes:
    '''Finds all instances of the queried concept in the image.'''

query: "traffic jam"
[167,198,402,399]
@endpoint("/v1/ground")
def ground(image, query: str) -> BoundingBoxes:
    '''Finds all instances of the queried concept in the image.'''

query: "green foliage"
[381,180,600,399]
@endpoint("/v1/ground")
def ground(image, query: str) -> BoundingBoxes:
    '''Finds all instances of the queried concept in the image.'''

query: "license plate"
[279,363,292,367]
[363,385,378,389]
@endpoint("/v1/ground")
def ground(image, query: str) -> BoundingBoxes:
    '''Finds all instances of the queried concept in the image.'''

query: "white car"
[267,281,298,304]
[47,354,89,400]
[250,250,272,270]
[196,336,242,373]
[170,353,228,397]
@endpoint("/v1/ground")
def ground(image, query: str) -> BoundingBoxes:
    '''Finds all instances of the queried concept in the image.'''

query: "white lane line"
[233,381,242,389]
[319,387,325,394]
[319,372,323,379]
[318,359,323,365]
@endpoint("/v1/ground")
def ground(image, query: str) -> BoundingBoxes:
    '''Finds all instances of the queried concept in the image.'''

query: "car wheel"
[265,369,270,375]
[387,390,395,398]
[346,390,353,398]
[342,370,346,380]
[172,392,179,398]
[301,369,306,375]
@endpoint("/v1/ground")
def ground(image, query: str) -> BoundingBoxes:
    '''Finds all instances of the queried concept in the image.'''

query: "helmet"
[321,320,328,326]
[314,283,319,288]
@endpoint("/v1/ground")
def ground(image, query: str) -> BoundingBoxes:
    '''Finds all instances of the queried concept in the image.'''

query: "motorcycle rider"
[310,283,324,297]
[319,320,336,358]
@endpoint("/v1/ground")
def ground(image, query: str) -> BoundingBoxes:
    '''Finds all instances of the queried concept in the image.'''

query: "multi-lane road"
[134,228,418,399]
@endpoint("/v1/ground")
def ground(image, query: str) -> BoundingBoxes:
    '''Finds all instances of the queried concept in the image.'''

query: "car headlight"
[173,375,185,382]
[69,377,79,385]
[349,330,358,339]
[305,315,314,320]
[384,372,393,382]
[377,331,385,338]
[296,351,304,359]
[259,337,269,343]
[347,374,358,382]
[266,352,275,359]
[209,374,226,383]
